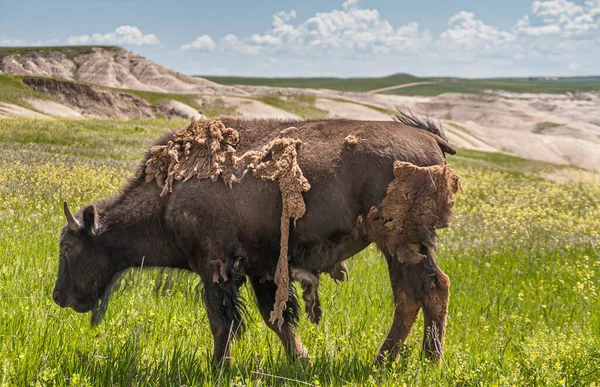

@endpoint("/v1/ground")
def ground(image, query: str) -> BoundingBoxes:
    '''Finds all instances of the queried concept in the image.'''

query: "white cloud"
[220,34,261,55]
[206,3,431,57]
[249,34,281,45]
[587,0,600,16]
[532,0,583,17]
[67,26,159,46]
[0,36,60,46]
[177,0,600,76]
[516,15,561,35]
[0,36,28,46]
[440,11,515,50]
[524,24,562,35]
[528,0,599,37]
[181,35,216,51]
[274,10,297,23]
[342,0,359,10]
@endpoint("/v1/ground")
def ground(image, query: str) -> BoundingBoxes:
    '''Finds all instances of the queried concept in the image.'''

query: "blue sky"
[1,0,598,77]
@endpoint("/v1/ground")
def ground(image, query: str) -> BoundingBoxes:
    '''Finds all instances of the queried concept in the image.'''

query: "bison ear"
[82,205,97,236]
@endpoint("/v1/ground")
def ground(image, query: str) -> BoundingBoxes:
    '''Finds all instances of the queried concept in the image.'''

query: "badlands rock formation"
[1,47,246,95]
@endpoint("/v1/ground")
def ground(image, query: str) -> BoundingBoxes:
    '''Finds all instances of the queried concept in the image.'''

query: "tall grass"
[0,118,598,386]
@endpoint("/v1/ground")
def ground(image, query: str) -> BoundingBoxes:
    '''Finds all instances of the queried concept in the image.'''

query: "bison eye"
[63,246,72,255]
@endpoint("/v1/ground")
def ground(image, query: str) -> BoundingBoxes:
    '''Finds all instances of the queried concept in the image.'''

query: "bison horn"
[63,201,80,231]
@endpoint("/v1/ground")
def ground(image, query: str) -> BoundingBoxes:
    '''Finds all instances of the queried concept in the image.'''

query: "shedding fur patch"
[344,134,358,146]
[145,119,240,195]
[243,138,311,329]
[359,161,461,264]
[144,119,311,330]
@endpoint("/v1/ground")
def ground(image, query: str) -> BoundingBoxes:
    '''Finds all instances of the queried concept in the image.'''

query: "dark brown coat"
[53,116,458,364]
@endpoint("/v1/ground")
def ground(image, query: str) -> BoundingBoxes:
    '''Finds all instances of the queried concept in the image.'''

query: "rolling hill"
[203,73,600,95]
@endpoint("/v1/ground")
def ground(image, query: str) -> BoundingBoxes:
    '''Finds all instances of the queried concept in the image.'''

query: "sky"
[0,0,599,78]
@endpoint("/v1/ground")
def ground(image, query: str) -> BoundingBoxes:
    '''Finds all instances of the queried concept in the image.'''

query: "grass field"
[203,73,600,95]
[387,79,600,96]
[0,118,599,386]
[202,73,422,92]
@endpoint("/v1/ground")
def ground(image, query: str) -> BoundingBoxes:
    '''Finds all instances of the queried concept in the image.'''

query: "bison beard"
[90,271,124,326]
[145,119,310,329]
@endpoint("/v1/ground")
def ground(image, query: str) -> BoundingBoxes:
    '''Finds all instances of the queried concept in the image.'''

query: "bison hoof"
[329,261,349,282]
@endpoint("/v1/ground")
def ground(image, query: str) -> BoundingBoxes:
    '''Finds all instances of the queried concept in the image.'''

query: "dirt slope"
[21,78,202,119]
[25,99,83,118]
[0,103,50,119]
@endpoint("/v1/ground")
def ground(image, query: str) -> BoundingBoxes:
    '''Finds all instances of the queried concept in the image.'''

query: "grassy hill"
[203,73,424,92]
[0,74,53,105]
[388,78,600,96]
[204,73,600,95]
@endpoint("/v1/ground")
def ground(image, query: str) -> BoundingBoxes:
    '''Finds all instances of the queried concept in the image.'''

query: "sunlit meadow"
[0,118,599,386]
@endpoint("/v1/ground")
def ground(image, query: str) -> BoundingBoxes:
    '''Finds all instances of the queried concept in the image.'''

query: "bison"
[52,114,460,364]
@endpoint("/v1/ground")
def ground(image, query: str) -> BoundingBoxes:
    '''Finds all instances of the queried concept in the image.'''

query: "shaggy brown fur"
[144,119,311,328]
[358,160,461,363]
[359,161,461,264]
[344,134,358,146]
[144,119,240,195]
[54,115,460,365]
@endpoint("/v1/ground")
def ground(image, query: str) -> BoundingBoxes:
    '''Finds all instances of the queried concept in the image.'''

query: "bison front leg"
[376,247,450,364]
[200,271,245,365]
[249,276,309,359]
[420,246,450,363]
[376,252,422,363]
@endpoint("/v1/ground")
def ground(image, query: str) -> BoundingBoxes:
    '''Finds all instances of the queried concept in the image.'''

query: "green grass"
[0,74,53,106]
[255,95,328,119]
[450,149,565,174]
[534,121,563,134]
[0,118,186,161]
[388,79,600,96]
[203,73,423,92]
[203,73,600,96]
[0,119,599,386]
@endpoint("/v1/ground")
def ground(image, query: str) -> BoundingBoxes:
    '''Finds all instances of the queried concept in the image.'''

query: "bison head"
[53,202,116,324]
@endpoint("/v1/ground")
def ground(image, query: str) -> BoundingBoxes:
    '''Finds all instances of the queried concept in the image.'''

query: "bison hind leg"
[291,268,322,325]
[200,257,249,365]
[250,277,309,359]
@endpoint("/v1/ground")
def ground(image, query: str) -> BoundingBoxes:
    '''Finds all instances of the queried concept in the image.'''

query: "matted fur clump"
[145,119,240,195]
[144,119,311,329]
[243,138,311,328]
[360,161,462,264]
